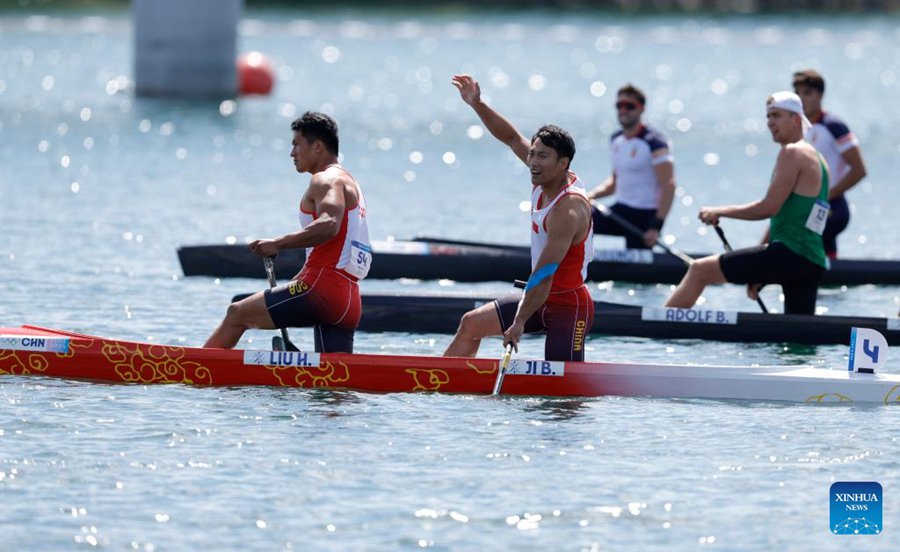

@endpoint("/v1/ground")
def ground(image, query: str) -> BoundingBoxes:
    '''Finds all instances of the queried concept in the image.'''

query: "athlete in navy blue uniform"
[793,69,867,258]
[586,84,676,249]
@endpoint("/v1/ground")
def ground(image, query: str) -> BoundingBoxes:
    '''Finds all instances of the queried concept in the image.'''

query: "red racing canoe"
[2,325,899,404]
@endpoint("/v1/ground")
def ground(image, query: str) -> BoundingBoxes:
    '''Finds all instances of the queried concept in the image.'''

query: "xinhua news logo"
[830,482,882,535]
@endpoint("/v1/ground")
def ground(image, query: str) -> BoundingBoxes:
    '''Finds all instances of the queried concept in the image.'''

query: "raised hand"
[451,74,481,106]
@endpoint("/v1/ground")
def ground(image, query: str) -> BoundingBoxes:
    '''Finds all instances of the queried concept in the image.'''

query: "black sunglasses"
[616,101,639,111]
[792,78,824,92]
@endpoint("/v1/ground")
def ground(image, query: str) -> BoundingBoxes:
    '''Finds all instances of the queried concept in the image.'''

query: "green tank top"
[769,157,829,269]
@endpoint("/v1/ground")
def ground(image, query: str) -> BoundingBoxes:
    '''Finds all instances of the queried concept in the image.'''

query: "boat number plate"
[243,350,321,368]
[505,359,564,377]
[371,240,429,255]
[641,307,738,325]
[0,335,70,353]
[593,249,654,264]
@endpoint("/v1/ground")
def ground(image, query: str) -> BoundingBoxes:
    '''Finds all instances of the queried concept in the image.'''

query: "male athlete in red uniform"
[444,75,594,361]
[204,112,371,352]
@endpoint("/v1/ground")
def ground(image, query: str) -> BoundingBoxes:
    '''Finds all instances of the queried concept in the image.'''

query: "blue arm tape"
[525,263,559,291]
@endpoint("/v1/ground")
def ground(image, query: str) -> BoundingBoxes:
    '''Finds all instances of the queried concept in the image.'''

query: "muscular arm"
[249,172,347,256]
[829,145,867,199]
[699,147,800,225]
[452,74,530,164]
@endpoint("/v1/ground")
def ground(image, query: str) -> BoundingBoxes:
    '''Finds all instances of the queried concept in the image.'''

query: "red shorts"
[494,285,594,361]
[264,266,361,353]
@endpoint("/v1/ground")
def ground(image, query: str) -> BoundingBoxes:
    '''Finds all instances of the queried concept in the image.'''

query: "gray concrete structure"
[134,0,242,98]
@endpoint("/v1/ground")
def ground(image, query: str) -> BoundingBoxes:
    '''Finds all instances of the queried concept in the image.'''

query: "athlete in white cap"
[793,69,868,259]
[664,91,829,315]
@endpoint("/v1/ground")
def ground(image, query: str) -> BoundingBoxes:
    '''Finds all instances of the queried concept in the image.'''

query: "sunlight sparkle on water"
[219,100,236,117]
[589,81,606,97]
[322,46,340,63]
[527,74,546,91]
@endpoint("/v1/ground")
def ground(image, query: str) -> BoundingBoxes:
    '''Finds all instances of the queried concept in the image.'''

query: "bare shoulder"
[782,141,818,159]
[309,165,350,192]
[309,165,339,184]
[779,141,819,168]
[557,192,592,213]
[547,193,592,233]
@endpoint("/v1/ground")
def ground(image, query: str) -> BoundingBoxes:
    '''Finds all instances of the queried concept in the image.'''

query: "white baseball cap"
[767,90,812,132]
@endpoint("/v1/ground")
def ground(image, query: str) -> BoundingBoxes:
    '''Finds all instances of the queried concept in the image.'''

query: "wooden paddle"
[263,256,300,352]
[713,225,769,314]
[593,203,694,265]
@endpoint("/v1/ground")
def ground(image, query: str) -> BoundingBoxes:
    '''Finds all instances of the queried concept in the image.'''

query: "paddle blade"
[271,336,285,352]
[284,337,301,352]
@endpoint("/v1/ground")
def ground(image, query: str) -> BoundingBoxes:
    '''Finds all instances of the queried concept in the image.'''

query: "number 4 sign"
[848,327,889,374]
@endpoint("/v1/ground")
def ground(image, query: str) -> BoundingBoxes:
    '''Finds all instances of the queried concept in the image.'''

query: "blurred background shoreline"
[3,0,900,15]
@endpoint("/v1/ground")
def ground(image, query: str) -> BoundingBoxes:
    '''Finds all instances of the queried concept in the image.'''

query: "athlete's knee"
[456,309,489,339]
[224,301,251,327]
[687,256,722,284]
[455,310,477,335]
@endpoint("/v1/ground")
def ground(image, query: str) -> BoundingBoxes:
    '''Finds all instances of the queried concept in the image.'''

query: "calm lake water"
[1,6,899,550]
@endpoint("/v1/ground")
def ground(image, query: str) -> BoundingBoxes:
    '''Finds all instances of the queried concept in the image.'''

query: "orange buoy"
[237,51,274,96]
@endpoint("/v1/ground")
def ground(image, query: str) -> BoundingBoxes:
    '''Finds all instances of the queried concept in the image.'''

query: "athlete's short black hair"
[793,69,825,94]
[531,124,576,169]
[617,83,646,106]
[290,111,339,155]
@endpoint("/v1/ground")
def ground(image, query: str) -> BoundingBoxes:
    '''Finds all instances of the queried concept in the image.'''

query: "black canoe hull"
[178,237,900,286]
[229,291,898,346]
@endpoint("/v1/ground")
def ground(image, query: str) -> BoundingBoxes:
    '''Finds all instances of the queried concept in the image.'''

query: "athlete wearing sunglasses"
[586,84,676,250]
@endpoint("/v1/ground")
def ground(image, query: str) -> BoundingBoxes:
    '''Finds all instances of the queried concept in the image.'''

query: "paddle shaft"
[492,344,514,395]
[263,257,300,351]
[713,225,769,314]
[594,203,694,265]
[492,280,528,396]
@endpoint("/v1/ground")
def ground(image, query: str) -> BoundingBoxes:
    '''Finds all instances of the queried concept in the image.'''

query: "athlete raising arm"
[443,75,594,361]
